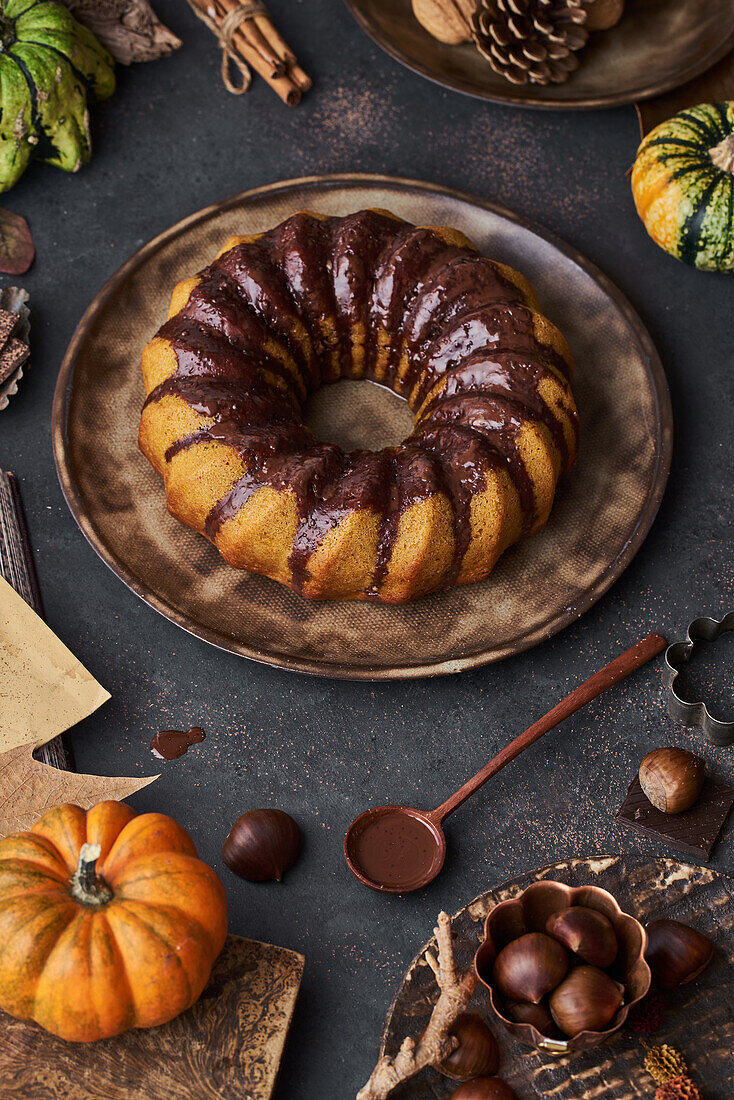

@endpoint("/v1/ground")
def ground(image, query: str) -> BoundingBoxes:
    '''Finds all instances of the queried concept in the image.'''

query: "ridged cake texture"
[139,209,578,602]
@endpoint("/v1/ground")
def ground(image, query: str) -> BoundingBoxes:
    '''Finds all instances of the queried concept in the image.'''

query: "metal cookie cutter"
[664,613,734,746]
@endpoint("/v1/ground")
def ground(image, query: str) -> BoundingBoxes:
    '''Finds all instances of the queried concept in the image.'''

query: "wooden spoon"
[344,632,667,893]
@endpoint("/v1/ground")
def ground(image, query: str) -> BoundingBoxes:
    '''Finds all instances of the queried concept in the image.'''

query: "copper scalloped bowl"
[474,881,651,1056]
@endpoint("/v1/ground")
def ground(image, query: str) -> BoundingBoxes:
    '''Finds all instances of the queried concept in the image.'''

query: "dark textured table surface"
[2,3,733,1098]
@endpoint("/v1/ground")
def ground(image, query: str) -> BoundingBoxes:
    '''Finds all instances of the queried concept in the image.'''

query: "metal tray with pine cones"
[343,0,734,109]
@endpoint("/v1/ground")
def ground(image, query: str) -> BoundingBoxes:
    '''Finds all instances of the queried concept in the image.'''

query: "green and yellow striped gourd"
[631,102,734,273]
[0,0,115,193]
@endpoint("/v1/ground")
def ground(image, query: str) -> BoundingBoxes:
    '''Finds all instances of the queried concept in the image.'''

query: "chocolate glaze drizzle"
[144,210,579,598]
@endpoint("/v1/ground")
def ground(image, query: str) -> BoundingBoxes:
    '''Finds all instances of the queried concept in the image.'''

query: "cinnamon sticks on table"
[187,0,311,105]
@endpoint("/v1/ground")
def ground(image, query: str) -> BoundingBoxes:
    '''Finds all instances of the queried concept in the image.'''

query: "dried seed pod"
[654,1075,702,1100]
[493,932,568,1004]
[222,808,302,882]
[438,1012,499,1080]
[645,919,714,989]
[627,988,665,1035]
[545,906,618,968]
[644,1043,687,1084]
[639,748,705,814]
[549,964,624,1036]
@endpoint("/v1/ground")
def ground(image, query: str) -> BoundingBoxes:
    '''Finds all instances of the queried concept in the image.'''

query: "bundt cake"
[139,209,578,603]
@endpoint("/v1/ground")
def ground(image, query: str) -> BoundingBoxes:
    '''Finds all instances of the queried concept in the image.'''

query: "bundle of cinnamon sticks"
[187,0,311,105]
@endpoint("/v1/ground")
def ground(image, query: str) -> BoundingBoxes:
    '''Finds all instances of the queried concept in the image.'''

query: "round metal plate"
[343,0,734,109]
[52,174,672,679]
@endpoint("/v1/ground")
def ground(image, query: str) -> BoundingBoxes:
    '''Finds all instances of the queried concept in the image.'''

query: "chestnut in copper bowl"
[473,881,651,1056]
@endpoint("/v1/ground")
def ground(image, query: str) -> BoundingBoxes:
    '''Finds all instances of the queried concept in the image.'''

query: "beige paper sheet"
[0,575,111,751]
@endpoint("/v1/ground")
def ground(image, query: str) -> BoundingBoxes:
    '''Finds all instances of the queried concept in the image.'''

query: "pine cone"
[654,1076,702,1100]
[472,0,588,86]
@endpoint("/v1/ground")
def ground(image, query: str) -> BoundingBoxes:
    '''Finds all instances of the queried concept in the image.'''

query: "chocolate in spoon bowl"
[344,805,446,893]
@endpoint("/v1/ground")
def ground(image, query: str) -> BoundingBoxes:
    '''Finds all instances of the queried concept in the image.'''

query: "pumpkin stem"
[710,133,734,175]
[70,843,113,907]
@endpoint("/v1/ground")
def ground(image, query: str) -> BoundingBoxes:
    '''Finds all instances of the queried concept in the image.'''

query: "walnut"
[412,0,476,45]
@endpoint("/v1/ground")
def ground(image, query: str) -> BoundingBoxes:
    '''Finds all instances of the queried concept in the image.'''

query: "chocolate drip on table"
[146,210,577,597]
[151,726,206,760]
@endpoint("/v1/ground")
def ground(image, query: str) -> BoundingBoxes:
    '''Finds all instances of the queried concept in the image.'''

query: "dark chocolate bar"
[616,773,734,861]
[0,336,28,384]
[0,307,19,347]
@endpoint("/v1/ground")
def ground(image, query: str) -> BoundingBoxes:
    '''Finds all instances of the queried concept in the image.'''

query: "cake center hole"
[305,378,416,452]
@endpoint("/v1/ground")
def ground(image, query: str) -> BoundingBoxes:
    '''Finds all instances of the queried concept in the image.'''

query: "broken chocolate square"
[0,308,19,348]
[616,774,734,861]
[0,338,28,385]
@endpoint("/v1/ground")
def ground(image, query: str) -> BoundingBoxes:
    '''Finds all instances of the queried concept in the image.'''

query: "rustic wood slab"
[0,934,304,1100]
[636,48,734,138]
[379,855,734,1099]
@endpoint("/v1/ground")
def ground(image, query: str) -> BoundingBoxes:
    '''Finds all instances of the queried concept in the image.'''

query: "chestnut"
[645,919,713,989]
[222,808,302,882]
[504,999,558,1036]
[549,965,624,1037]
[638,748,705,814]
[438,1012,499,1081]
[493,932,568,1004]
[451,1078,518,1100]
[545,906,618,968]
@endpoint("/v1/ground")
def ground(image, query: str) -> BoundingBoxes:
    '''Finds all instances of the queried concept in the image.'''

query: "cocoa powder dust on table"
[150,726,206,760]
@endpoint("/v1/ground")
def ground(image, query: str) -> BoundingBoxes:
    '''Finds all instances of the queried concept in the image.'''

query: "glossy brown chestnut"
[545,906,618,968]
[645,919,714,989]
[438,1012,499,1081]
[493,932,568,1004]
[504,999,558,1036]
[222,808,302,882]
[638,748,705,814]
[450,1078,518,1100]
[549,965,624,1037]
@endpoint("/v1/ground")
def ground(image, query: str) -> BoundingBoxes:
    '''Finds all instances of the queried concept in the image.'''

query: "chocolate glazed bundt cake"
[139,209,579,603]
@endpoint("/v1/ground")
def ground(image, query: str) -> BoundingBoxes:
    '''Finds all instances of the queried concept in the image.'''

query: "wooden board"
[0,935,304,1100]
[636,47,734,137]
[379,855,734,1099]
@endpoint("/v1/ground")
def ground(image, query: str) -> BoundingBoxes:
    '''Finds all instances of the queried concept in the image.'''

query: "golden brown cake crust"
[139,209,578,602]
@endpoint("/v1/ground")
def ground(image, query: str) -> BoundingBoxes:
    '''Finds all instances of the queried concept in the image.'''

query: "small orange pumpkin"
[0,801,228,1041]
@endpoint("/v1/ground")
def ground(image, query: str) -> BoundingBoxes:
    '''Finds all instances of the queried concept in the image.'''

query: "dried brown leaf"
[0,209,34,276]
[62,0,181,65]
[0,744,158,839]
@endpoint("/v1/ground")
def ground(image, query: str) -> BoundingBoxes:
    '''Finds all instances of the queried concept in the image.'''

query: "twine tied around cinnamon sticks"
[186,0,311,105]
